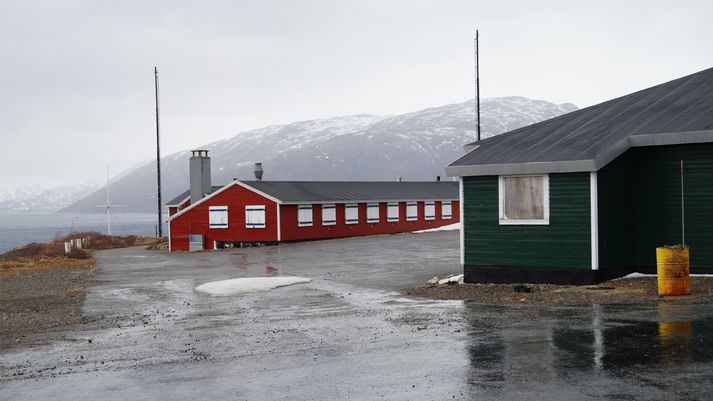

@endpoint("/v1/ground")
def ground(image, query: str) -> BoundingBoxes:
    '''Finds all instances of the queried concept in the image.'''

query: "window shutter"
[367,203,379,223]
[245,205,266,228]
[209,206,229,228]
[298,205,313,227]
[345,204,359,224]
[322,204,336,226]
[387,202,399,222]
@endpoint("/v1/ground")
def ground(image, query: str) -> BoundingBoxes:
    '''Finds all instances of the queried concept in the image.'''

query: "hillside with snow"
[62,96,577,213]
[0,176,100,214]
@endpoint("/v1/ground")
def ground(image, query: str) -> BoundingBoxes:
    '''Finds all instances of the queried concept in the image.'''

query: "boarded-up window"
[387,202,399,222]
[406,202,418,221]
[322,204,336,226]
[442,201,452,219]
[345,203,358,224]
[245,205,266,228]
[499,175,549,224]
[367,203,379,223]
[209,206,228,228]
[424,202,435,220]
[298,205,313,227]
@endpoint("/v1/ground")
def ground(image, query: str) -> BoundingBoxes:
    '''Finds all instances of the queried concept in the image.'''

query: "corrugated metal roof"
[240,181,458,203]
[447,67,713,176]
[165,186,223,206]
[166,181,458,206]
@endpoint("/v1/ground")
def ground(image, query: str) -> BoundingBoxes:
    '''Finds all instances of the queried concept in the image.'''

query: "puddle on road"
[463,302,713,397]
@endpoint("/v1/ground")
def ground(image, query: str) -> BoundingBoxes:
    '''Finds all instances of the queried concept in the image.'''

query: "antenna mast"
[474,30,481,142]
[681,160,685,246]
[154,67,163,237]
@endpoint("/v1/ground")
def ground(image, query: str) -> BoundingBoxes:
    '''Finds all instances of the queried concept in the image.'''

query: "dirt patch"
[404,277,713,305]
[0,264,95,349]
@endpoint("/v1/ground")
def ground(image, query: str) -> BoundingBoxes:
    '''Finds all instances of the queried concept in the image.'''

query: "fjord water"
[0,213,164,253]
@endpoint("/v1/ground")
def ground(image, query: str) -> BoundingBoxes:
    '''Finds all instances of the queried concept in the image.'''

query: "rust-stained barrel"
[656,246,690,296]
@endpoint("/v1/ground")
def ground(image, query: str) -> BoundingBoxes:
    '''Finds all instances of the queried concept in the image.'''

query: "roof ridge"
[466,66,713,148]
[449,66,713,176]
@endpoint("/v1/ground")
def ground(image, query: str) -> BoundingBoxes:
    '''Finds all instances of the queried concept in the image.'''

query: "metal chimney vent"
[254,162,263,181]
[189,150,211,203]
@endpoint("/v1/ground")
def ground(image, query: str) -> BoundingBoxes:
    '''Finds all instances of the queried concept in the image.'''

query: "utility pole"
[155,67,163,237]
[474,30,481,142]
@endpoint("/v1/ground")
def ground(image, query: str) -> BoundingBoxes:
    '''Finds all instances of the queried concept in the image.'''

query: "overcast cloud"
[1,0,712,185]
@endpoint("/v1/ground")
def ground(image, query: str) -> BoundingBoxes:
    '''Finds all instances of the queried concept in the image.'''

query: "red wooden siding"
[169,181,459,251]
[279,200,459,242]
[168,198,191,218]
[169,184,278,251]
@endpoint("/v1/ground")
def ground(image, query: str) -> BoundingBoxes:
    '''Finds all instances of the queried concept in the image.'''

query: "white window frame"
[209,206,229,229]
[387,202,399,222]
[345,203,359,224]
[441,201,452,220]
[298,205,313,227]
[322,204,336,226]
[498,174,550,225]
[366,203,379,223]
[245,205,266,229]
[424,201,436,221]
[406,202,418,221]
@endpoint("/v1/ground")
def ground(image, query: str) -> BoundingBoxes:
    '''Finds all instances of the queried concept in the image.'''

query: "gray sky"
[1,0,712,186]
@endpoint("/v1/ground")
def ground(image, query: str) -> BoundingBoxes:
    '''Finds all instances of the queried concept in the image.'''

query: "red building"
[166,151,459,252]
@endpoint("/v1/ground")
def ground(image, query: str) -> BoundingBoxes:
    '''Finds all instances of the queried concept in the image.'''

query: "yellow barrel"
[656,246,690,296]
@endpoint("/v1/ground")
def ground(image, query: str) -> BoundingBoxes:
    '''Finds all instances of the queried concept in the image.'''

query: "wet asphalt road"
[2,231,713,400]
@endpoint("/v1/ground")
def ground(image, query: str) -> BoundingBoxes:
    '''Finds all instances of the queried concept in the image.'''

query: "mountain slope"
[0,176,100,214]
[63,96,577,213]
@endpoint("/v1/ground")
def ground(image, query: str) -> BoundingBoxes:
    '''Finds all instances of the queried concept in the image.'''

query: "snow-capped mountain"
[0,177,100,214]
[62,96,577,213]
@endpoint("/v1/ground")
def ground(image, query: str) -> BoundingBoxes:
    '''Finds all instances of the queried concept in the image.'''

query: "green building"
[446,67,713,284]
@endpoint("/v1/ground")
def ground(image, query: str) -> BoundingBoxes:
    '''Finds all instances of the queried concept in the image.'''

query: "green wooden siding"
[597,151,635,269]
[599,143,713,269]
[463,173,591,269]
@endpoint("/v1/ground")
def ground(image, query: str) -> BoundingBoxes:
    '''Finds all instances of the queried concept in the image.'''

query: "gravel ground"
[405,276,713,305]
[0,265,94,350]
[4,234,713,400]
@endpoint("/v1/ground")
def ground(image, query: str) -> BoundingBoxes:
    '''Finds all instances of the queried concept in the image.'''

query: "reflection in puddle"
[265,266,279,276]
[464,303,713,395]
[230,253,248,269]
[658,303,695,365]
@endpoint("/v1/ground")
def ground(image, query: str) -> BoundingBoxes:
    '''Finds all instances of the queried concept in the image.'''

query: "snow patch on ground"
[413,222,460,233]
[619,272,713,279]
[195,276,312,296]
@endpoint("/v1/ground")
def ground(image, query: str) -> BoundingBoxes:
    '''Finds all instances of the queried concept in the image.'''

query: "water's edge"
[0,212,165,253]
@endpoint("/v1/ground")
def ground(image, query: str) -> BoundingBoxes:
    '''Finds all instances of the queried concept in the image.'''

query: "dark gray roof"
[241,181,458,203]
[166,186,223,206]
[447,67,713,176]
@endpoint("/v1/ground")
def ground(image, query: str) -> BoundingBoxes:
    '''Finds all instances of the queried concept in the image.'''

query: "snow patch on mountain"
[62,96,577,213]
[0,176,101,214]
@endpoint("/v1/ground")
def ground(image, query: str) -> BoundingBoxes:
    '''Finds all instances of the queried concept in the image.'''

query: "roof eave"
[447,129,713,177]
[446,160,597,177]
[630,129,713,147]
[165,196,189,207]
[281,196,459,205]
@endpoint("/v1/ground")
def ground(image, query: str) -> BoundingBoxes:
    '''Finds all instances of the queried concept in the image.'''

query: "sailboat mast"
[106,165,111,236]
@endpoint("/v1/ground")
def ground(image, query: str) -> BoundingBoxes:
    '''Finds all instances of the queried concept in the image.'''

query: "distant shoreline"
[0,212,163,254]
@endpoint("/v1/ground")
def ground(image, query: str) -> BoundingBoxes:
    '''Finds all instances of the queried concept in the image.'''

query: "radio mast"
[474,30,481,142]
[154,67,163,237]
